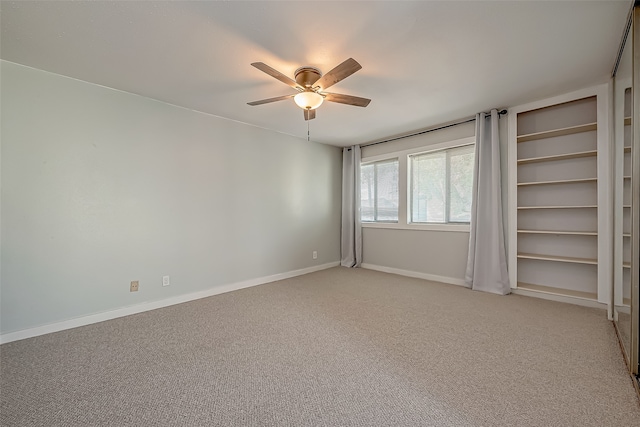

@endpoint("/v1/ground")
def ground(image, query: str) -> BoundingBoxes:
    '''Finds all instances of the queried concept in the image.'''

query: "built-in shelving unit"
[508,85,610,307]
[624,136,632,301]
[617,92,632,308]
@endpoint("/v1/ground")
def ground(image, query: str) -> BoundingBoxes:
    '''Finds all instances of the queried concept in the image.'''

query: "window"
[359,135,475,231]
[360,159,399,222]
[410,145,474,223]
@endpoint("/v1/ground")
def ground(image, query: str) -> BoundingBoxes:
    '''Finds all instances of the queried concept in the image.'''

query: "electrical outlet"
[130,281,139,292]
[162,276,170,287]
[312,251,318,260]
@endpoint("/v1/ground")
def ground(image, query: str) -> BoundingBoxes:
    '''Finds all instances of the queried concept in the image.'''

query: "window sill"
[361,222,471,232]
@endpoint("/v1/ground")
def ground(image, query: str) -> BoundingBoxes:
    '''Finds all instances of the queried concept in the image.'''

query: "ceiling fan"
[247,58,371,121]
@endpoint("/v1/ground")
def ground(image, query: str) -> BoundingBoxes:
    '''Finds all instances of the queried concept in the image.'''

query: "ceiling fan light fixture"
[248,59,370,120]
[294,91,324,110]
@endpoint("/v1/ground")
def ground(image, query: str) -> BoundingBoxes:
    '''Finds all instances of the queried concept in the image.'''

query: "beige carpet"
[1,267,638,426]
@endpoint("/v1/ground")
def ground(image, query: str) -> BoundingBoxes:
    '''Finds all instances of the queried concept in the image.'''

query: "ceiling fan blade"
[323,92,371,107]
[314,58,362,91]
[247,94,295,106]
[304,109,316,121]
[251,62,301,90]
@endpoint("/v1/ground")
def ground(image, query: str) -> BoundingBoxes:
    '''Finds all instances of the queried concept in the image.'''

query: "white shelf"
[517,205,597,210]
[517,229,597,236]
[517,252,597,265]
[517,150,597,165]
[517,282,598,301]
[517,177,597,187]
[516,122,597,143]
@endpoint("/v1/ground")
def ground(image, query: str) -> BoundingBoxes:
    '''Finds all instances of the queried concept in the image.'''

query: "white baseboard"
[0,262,339,345]
[511,288,607,310]
[360,263,468,287]
[360,264,608,311]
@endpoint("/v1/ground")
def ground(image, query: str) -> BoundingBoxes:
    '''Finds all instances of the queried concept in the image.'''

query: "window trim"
[360,136,475,232]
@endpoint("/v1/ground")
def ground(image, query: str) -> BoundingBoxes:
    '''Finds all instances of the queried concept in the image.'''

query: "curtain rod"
[359,109,507,149]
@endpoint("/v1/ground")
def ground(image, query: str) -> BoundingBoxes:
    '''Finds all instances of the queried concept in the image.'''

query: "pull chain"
[307,118,310,142]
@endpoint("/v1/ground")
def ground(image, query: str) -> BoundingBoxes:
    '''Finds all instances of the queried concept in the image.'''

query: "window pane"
[360,163,374,222]
[375,160,398,221]
[449,146,474,223]
[360,160,398,222]
[412,152,446,223]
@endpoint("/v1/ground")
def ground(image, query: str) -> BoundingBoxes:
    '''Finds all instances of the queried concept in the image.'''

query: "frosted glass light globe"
[294,92,324,110]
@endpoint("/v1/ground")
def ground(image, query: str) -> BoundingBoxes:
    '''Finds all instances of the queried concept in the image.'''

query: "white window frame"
[360,136,475,232]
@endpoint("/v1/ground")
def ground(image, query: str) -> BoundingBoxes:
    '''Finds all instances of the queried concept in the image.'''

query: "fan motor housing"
[294,67,321,88]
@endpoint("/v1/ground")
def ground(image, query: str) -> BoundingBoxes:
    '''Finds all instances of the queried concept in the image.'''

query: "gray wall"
[362,228,472,279]
[361,117,509,282]
[1,61,342,334]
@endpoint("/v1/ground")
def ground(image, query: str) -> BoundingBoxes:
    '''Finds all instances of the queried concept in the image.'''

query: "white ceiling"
[0,1,630,147]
